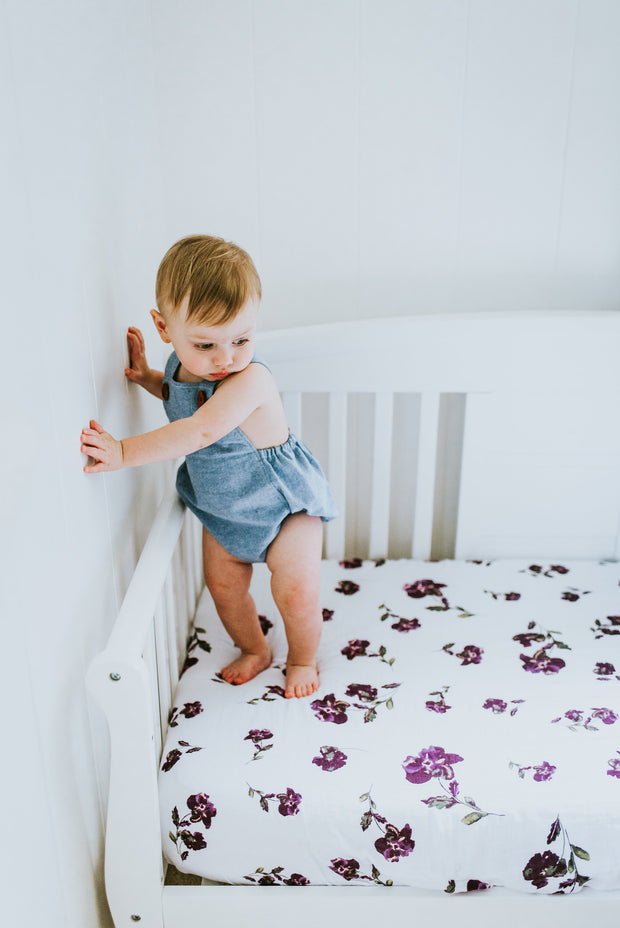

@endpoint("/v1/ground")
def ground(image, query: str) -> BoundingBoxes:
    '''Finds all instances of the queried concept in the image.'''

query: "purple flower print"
[339,558,363,569]
[593,616,620,638]
[329,858,361,881]
[187,793,217,828]
[312,745,348,772]
[374,823,415,862]
[322,608,334,622]
[345,683,378,702]
[552,707,617,731]
[402,745,464,784]
[179,830,207,852]
[594,662,616,678]
[169,701,204,727]
[161,748,182,772]
[510,761,556,782]
[562,591,579,602]
[170,794,216,860]
[591,707,618,725]
[513,632,546,647]
[483,698,507,714]
[485,590,521,601]
[244,867,310,886]
[181,626,212,675]
[244,729,274,761]
[426,686,451,713]
[523,851,563,888]
[258,614,273,635]
[607,752,620,778]
[277,788,302,817]
[456,644,484,665]
[403,579,446,598]
[311,693,350,724]
[335,580,360,595]
[392,617,421,632]
[247,684,287,705]
[520,649,566,674]
[341,639,370,660]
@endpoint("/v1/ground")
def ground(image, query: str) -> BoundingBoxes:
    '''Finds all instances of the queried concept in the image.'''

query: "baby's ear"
[151,309,172,343]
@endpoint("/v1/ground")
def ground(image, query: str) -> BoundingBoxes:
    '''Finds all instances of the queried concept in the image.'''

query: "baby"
[81,235,336,698]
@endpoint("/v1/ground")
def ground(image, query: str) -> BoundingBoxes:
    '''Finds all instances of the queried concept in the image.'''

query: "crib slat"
[412,391,440,559]
[325,391,347,559]
[282,391,302,437]
[369,392,394,559]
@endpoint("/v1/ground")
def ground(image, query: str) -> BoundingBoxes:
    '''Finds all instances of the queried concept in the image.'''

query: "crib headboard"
[258,311,620,562]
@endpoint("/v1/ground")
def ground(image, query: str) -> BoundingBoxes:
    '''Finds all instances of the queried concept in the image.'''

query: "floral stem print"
[378,604,421,633]
[592,615,620,638]
[345,682,400,723]
[483,697,525,717]
[181,627,212,675]
[168,701,203,727]
[522,817,589,892]
[244,729,274,761]
[484,589,521,601]
[359,790,415,862]
[551,707,618,732]
[169,793,216,861]
[426,686,451,713]
[509,761,556,782]
[247,784,302,816]
[161,740,203,772]
[521,564,569,579]
[244,866,310,885]
[341,639,395,666]
[403,745,503,825]
[329,858,393,886]
[246,684,287,705]
[513,620,571,652]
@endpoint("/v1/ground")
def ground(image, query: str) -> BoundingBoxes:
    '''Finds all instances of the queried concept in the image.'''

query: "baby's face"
[153,296,258,382]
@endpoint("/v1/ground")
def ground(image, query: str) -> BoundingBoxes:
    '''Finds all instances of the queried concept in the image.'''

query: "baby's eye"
[233,338,249,347]
[194,343,214,351]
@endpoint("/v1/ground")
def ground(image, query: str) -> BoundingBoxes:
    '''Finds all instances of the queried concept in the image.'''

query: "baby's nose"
[214,346,233,368]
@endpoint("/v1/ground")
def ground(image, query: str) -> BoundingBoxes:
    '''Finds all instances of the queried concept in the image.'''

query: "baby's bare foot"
[221,647,272,686]
[285,663,319,699]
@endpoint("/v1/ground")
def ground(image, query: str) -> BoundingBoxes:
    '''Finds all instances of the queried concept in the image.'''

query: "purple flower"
[607,754,620,778]
[266,685,287,698]
[312,745,348,772]
[258,614,273,635]
[329,858,361,881]
[322,608,334,622]
[520,650,566,674]
[564,710,583,723]
[505,592,521,601]
[562,592,579,602]
[456,644,483,665]
[341,639,370,660]
[403,745,464,784]
[179,830,207,852]
[391,617,421,632]
[466,880,491,891]
[283,873,310,886]
[550,565,569,575]
[483,698,508,714]
[374,823,415,862]
[244,729,273,744]
[339,558,363,569]
[512,632,545,647]
[595,662,616,676]
[533,762,556,782]
[311,693,350,724]
[403,579,446,599]
[161,749,182,772]
[335,580,360,595]
[276,788,301,817]
[523,851,562,888]
[345,683,378,702]
[591,707,618,725]
[181,701,203,719]
[426,699,450,714]
[186,793,217,828]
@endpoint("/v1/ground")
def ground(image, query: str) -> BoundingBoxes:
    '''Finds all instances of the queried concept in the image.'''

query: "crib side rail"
[87,489,200,928]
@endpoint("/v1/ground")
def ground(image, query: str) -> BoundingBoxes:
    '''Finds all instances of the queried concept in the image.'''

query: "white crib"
[88,312,620,928]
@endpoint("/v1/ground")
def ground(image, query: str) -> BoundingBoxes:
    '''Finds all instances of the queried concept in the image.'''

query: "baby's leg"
[202,528,271,685]
[266,513,323,699]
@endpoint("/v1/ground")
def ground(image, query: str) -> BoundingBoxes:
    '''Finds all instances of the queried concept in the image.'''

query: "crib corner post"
[87,652,165,928]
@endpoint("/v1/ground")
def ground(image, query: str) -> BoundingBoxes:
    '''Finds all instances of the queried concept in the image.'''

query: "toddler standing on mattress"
[81,235,337,698]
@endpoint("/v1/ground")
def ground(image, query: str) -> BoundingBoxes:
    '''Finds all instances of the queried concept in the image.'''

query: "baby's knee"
[272,575,320,620]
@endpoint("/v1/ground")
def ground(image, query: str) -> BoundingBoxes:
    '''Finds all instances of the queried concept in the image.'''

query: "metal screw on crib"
[109,672,121,681]
[130,916,141,923]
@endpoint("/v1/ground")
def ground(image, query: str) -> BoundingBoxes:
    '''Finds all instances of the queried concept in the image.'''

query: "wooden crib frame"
[88,312,620,928]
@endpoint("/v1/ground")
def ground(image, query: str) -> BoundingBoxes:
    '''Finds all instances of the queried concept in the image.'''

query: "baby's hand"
[81,420,124,473]
[125,326,151,385]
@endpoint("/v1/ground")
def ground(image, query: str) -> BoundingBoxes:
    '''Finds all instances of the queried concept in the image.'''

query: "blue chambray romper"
[162,352,337,562]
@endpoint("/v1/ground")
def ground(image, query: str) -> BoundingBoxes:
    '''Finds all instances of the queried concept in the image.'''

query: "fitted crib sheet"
[159,558,620,894]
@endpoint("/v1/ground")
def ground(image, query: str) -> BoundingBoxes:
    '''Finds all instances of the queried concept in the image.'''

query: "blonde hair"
[156,235,261,324]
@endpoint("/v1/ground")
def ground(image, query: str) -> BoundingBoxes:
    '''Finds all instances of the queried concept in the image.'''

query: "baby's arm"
[125,326,164,398]
[81,362,275,474]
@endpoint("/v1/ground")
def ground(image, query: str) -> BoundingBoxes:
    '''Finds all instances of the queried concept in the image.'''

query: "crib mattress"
[159,558,620,894]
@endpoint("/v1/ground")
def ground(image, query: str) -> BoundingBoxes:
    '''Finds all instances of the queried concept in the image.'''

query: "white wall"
[2,3,620,927]
[2,2,168,926]
[152,0,620,330]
